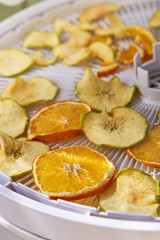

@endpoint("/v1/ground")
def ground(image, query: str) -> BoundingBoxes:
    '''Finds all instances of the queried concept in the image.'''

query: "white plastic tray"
[0,0,160,239]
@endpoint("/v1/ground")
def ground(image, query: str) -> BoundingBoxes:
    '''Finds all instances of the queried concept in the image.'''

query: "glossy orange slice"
[27,101,91,141]
[32,146,115,200]
[116,43,145,65]
[126,124,160,167]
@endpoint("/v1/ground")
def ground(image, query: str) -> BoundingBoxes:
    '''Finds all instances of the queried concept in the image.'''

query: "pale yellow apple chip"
[79,4,120,23]
[33,49,59,66]
[0,49,33,77]
[75,66,136,112]
[53,17,79,34]
[0,131,49,177]
[0,99,28,138]
[148,9,160,28]
[99,168,160,217]
[1,76,58,107]
[23,30,59,48]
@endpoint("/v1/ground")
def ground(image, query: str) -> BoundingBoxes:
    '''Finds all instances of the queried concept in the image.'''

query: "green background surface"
[0,0,43,21]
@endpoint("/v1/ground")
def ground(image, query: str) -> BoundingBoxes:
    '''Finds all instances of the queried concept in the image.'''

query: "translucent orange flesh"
[35,146,110,193]
[30,102,90,135]
[127,125,160,164]
[117,44,143,64]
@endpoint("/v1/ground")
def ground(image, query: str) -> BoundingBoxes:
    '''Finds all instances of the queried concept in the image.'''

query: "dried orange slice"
[126,124,160,167]
[116,43,145,65]
[27,101,91,141]
[32,146,115,200]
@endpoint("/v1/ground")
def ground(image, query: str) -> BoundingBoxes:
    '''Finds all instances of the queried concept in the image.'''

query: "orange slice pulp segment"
[126,124,160,167]
[27,101,91,141]
[32,146,115,200]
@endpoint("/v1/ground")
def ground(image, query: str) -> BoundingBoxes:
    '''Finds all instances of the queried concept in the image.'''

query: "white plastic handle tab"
[134,42,160,100]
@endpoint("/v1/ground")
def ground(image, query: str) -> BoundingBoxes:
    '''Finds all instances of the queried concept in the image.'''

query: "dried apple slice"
[66,31,91,48]
[97,63,119,77]
[124,26,157,44]
[63,48,92,66]
[78,22,98,31]
[53,45,91,65]
[27,101,91,142]
[53,17,79,34]
[148,9,160,28]
[79,4,120,23]
[134,35,153,56]
[99,168,160,217]
[0,49,33,77]
[116,43,145,65]
[53,17,91,48]
[23,30,59,48]
[94,28,116,37]
[52,45,76,60]
[33,49,59,66]
[158,111,160,120]
[90,36,113,45]
[0,131,49,177]
[1,76,58,107]
[89,42,115,64]
[126,124,160,167]
[52,33,91,60]
[0,99,28,138]
[105,13,125,29]
[105,13,126,39]
[82,107,148,148]
[75,66,136,112]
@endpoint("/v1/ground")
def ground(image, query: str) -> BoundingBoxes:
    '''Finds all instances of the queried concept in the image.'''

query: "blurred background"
[0,0,43,21]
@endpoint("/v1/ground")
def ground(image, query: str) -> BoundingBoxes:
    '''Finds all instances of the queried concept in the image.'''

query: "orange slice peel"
[32,146,115,200]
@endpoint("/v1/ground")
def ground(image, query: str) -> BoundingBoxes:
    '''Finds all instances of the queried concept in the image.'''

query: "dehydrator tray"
[0,0,160,239]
